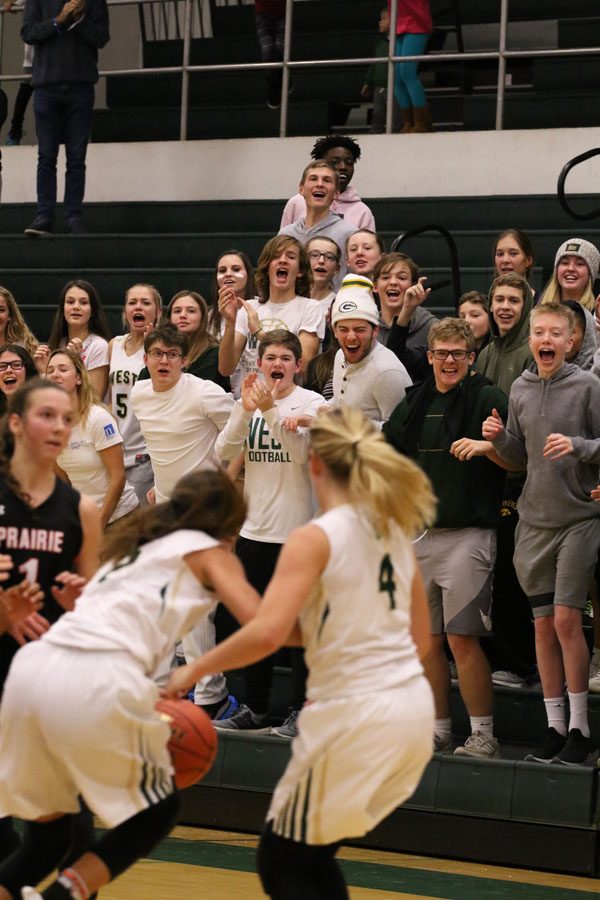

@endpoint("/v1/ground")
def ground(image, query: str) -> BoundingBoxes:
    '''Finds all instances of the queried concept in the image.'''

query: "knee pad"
[93,792,180,879]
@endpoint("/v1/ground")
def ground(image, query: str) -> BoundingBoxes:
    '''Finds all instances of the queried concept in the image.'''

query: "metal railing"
[1,0,599,140]
[392,225,461,311]
[557,149,600,222]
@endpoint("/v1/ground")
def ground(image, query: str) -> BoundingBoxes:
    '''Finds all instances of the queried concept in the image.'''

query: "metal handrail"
[1,0,599,140]
[557,149,600,222]
[392,225,462,312]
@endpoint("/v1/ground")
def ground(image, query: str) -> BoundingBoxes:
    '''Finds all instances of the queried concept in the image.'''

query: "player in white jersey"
[108,283,162,505]
[0,470,261,900]
[167,406,436,899]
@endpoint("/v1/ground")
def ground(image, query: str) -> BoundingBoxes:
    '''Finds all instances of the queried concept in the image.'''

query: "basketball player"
[0,469,261,900]
[0,379,101,865]
[166,406,436,899]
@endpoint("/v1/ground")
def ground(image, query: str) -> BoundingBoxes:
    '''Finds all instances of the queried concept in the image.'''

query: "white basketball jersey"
[109,335,146,466]
[44,530,219,675]
[301,504,423,702]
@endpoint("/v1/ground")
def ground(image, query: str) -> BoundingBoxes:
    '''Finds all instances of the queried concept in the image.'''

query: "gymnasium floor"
[97,826,600,899]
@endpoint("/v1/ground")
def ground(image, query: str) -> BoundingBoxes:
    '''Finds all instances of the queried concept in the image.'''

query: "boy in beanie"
[331,275,411,427]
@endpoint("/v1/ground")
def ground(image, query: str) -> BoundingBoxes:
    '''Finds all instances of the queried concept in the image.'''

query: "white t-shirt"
[58,405,139,523]
[60,333,109,372]
[109,335,146,467]
[215,386,324,543]
[234,296,325,381]
[301,504,423,702]
[130,373,234,502]
[45,530,220,676]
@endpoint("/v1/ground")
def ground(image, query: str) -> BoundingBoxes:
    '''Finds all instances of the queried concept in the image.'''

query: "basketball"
[156,698,218,789]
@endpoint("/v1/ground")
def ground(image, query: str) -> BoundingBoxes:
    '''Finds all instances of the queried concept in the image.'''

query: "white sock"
[568,690,590,738]
[544,696,567,736]
[434,717,452,738]
[469,716,493,737]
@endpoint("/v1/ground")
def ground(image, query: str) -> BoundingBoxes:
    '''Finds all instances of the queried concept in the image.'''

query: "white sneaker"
[492,670,526,688]
[589,656,600,677]
[454,732,500,759]
[22,889,43,899]
[589,668,600,693]
[433,732,453,752]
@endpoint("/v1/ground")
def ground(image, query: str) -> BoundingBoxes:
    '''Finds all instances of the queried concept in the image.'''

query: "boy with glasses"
[383,318,508,758]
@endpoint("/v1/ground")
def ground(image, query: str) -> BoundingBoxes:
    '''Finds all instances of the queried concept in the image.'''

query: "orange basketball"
[156,698,218,789]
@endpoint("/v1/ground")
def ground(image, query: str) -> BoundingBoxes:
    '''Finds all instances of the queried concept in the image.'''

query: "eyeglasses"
[147,349,183,361]
[431,349,470,361]
[308,251,339,263]
[0,360,24,372]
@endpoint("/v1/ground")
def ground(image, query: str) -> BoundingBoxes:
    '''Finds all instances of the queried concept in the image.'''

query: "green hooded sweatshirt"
[475,286,534,396]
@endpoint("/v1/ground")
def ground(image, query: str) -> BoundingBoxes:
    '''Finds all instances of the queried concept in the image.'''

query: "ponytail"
[310,407,436,538]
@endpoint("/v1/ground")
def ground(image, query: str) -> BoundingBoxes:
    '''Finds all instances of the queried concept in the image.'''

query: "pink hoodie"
[280,186,376,232]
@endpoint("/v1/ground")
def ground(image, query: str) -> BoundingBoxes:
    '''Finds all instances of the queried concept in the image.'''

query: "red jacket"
[388,0,433,34]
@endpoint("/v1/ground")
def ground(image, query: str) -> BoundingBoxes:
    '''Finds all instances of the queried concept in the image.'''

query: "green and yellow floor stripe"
[96,826,600,899]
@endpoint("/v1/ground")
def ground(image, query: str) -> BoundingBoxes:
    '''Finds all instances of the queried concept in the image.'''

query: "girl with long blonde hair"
[166,406,436,899]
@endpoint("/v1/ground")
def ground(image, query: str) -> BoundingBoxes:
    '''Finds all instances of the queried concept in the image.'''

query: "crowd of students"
[0,128,596,896]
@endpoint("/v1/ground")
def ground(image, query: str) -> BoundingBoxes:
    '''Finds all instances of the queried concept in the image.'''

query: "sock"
[434,717,452,738]
[469,716,493,737]
[568,690,590,738]
[544,696,567,735]
[43,868,90,899]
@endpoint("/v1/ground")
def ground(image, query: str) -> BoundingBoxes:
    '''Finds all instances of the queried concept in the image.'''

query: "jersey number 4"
[378,554,397,610]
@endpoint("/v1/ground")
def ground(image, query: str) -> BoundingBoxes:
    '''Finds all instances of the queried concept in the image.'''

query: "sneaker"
[524,727,567,763]
[24,217,53,236]
[590,670,600,693]
[454,732,500,759]
[433,732,453,752]
[266,85,281,110]
[551,728,593,766]
[21,889,43,899]
[213,702,270,734]
[197,694,239,721]
[6,129,23,146]
[272,708,299,739]
[492,670,527,688]
[589,656,600,677]
[65,218,87,235]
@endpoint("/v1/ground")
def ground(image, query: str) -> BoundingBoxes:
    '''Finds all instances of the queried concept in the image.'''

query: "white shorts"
[0,641,174,828]
[268,677,434,846]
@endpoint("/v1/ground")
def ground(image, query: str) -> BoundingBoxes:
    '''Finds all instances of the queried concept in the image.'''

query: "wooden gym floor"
[91,825,600,899]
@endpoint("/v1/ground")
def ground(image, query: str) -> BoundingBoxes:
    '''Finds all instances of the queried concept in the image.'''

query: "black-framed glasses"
[431,349,469,361]
[308,250,339,262]
[147,349,183,361]
[0,360,25,372]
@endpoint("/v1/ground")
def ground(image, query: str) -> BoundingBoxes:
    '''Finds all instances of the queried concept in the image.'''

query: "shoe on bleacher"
[272,708,299,739]
[24,216,53,236]
[492,670,527,688]
[6,129,23,146]
[433,732,453,752]
[524,727,567,763]
[550,728,593,766]
[198,694,239,721]
[589,660,600,692]
[454,732,500,759]
[213,702,270,734]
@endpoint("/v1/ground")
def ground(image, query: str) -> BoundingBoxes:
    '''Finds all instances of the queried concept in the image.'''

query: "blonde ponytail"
[310,407,436,538]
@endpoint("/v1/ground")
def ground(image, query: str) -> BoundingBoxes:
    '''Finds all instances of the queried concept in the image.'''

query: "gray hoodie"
[493,362,600,528]
[572,307,598,370]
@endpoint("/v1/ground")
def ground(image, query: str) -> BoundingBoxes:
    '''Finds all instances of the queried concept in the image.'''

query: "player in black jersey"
[0,380,101,873]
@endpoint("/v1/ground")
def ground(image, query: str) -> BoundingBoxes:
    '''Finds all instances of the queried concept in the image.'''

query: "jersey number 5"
[115,393,127,418]
[378,554,396,610]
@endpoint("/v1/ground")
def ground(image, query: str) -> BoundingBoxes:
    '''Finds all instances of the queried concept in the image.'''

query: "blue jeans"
[394,33,430,108]
[33,82,95,223]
